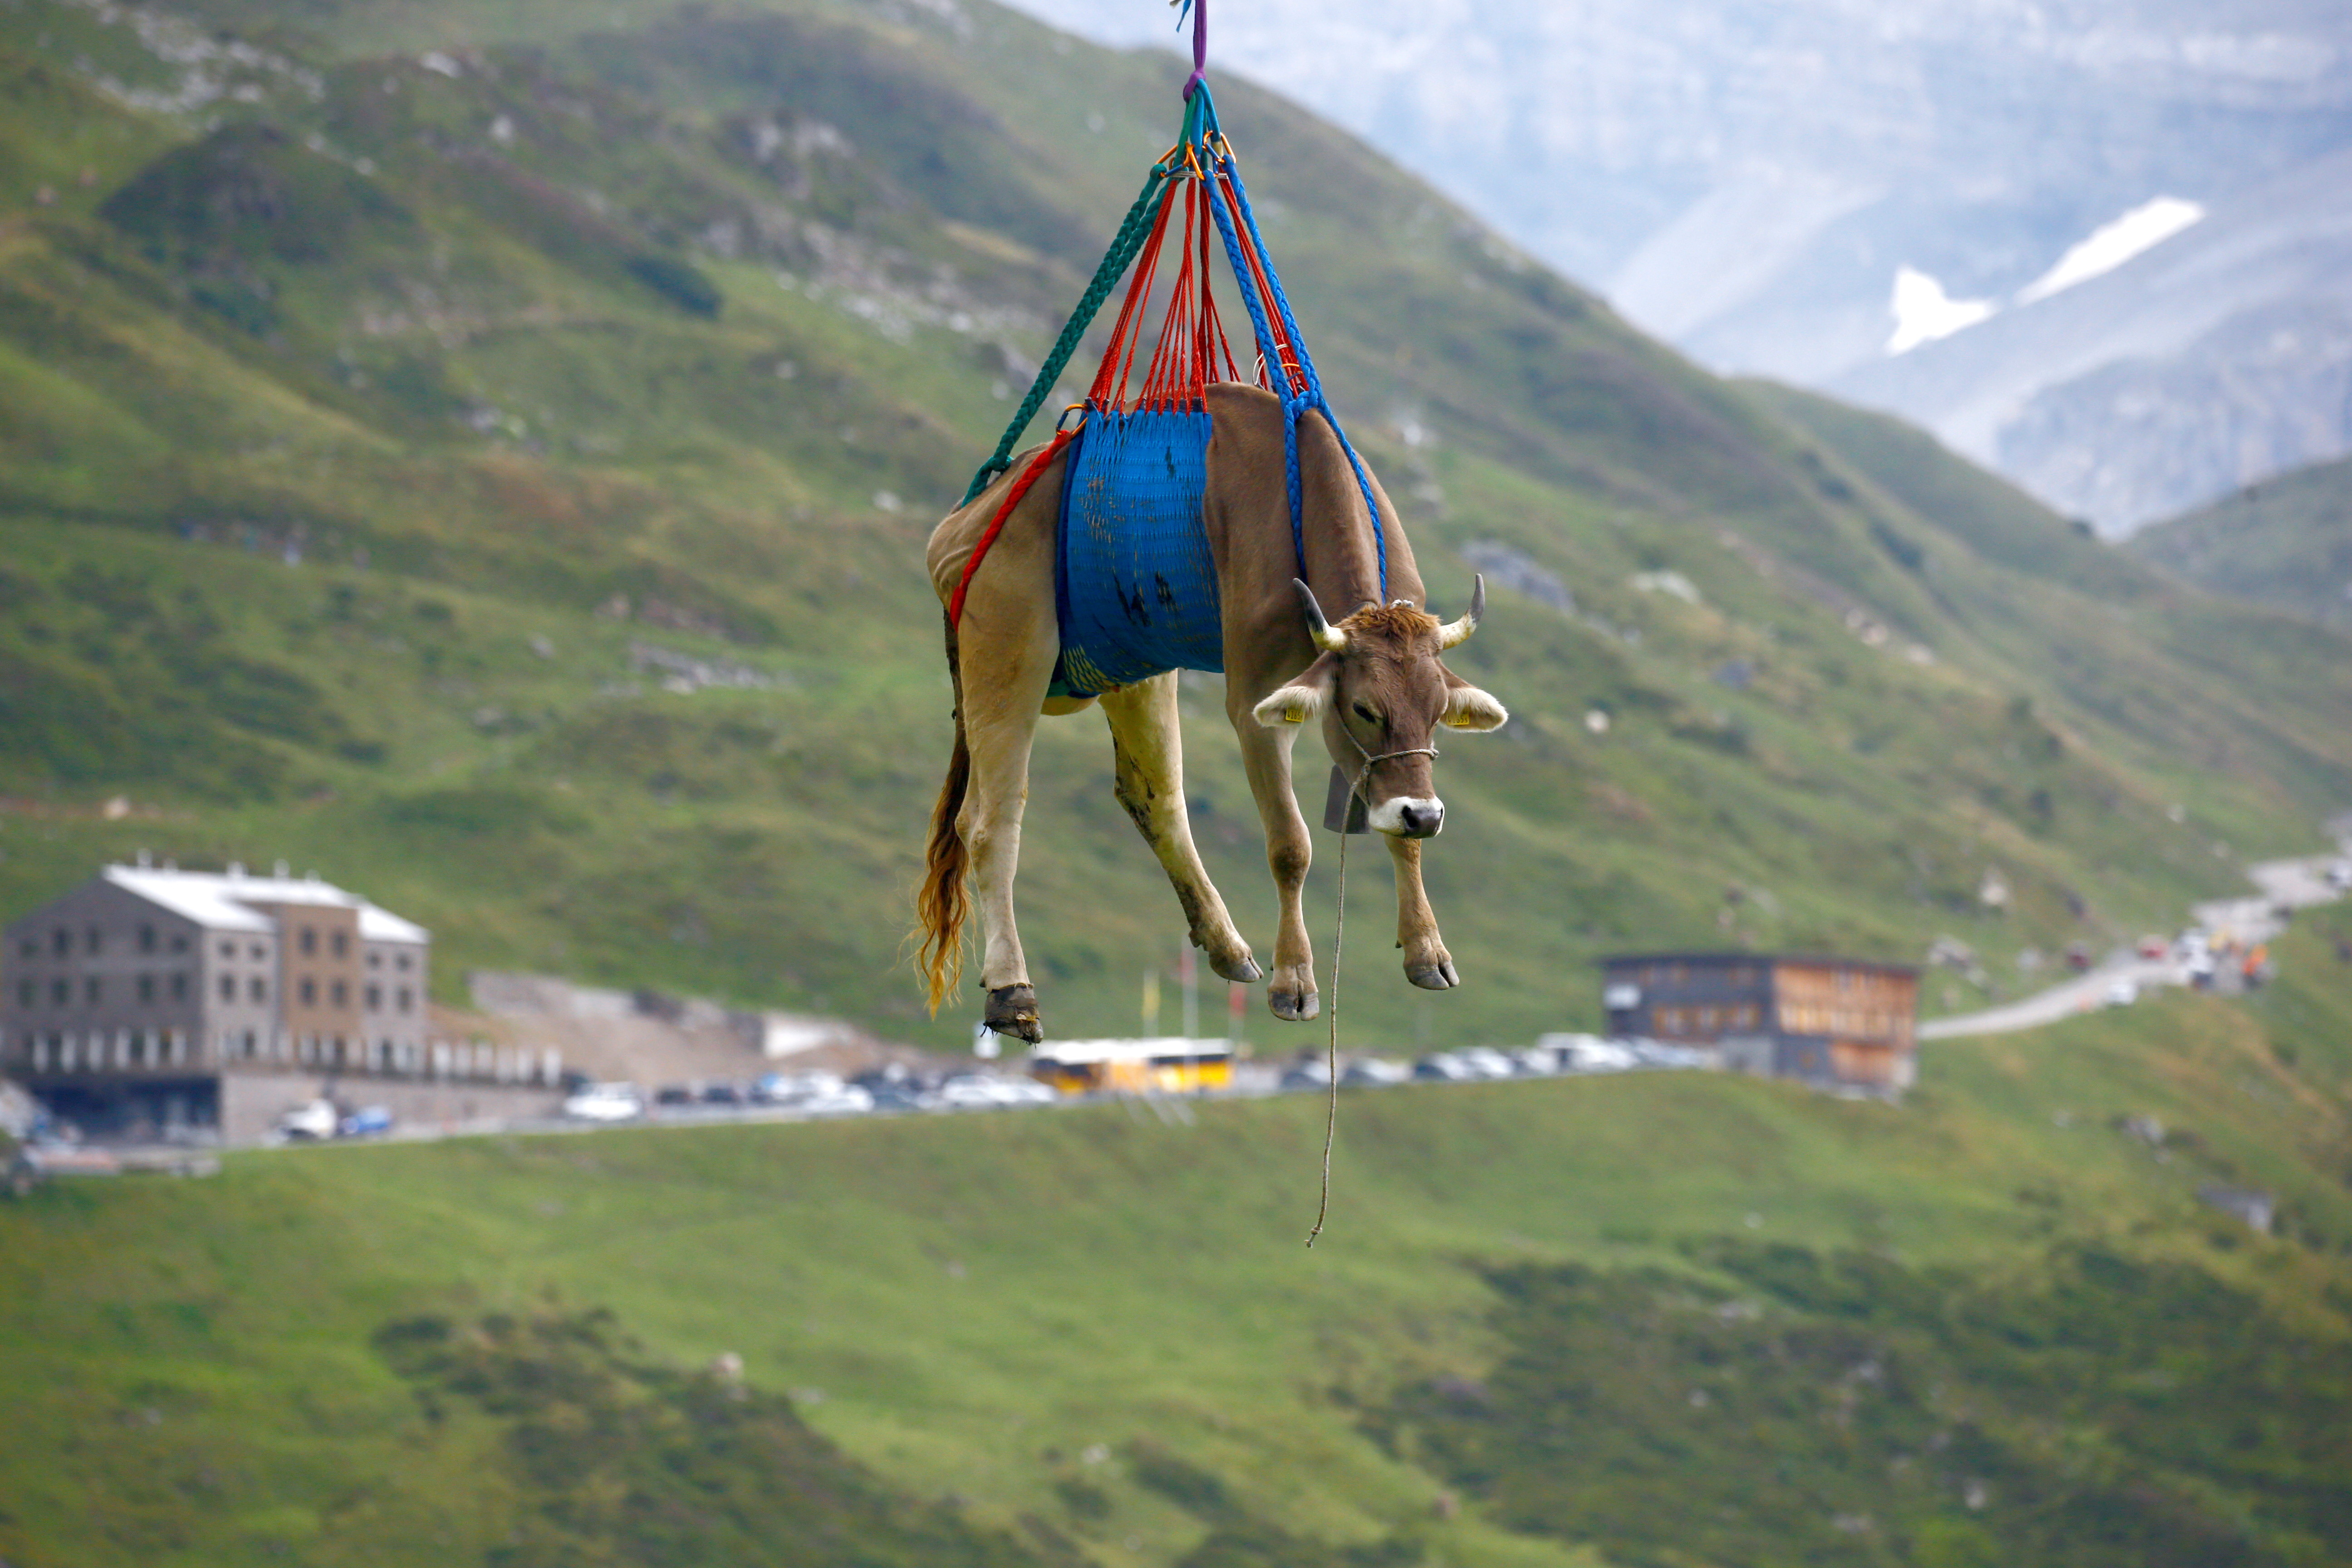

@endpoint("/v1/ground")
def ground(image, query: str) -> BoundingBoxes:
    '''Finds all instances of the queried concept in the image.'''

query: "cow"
[917,381,1509,1043]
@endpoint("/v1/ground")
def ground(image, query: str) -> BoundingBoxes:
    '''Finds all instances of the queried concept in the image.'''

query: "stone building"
[1599,951,1920,1093]
[3,862,558,1141]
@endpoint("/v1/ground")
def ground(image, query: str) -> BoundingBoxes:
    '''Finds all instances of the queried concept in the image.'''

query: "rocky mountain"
[1006,0,2352,532]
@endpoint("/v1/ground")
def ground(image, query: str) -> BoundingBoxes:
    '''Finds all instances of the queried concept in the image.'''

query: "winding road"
[1919,837,2349,1041]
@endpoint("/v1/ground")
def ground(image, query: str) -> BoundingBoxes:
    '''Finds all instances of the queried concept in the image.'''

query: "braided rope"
[961,166,1173,506]
[1200,142,1386,595]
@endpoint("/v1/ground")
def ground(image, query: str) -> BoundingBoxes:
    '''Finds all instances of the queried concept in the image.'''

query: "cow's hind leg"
[957,620,1059,1042]
[1098,675,1262,984]
[1386,835,1459,989]
[1232,713,1319,1021]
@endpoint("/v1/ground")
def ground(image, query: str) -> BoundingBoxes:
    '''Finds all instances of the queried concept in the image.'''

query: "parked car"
[563,1082,645,1122]
[2325,860,2351,890]
[1509,1047,1559,1076]
[655,1084,696,1107]
[338,1105,394,1138]
[1341,1057,1410,1088]
[2135,934,2169,960]
[937,1073,1051,1108]
[278,1099,340,1141]
[1449,1047,1518,1079]
[1279,1058,1335,1092]
[2104,979,2139,1008]
[799,1083,874,1116]
[1557,1038,1639,1073]
[7,1140,121,1193]
[760,1070,846,1106]
[863,1080,937,1113]
[1412,1054,1477,1083]
[699,1081,748,1106]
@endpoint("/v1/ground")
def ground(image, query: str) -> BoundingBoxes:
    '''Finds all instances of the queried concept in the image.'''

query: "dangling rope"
[1305,731,1440,1248]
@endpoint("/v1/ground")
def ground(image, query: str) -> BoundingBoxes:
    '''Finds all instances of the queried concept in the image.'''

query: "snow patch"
[2018,196,2205,304]
[1886,266,1998,355]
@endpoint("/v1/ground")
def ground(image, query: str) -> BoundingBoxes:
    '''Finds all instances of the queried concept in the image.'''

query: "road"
[1920,840,2348,1041]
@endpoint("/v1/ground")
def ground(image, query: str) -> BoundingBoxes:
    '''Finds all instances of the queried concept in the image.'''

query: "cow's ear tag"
[1323,766,1369,833]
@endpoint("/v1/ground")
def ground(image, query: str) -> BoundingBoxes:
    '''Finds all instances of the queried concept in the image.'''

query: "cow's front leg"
[1099,676,1263,983]
[1385,835,1458,989]
[957,642,1057,1043]
[1233,717,1318,1020]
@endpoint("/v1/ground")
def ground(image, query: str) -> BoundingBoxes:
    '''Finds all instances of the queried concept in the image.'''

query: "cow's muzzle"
[1369,795,1445,838]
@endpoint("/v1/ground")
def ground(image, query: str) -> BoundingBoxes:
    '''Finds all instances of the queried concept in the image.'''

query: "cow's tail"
[915,614,972,1017]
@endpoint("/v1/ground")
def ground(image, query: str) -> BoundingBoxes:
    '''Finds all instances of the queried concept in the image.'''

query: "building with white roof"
[0,860,528,1140]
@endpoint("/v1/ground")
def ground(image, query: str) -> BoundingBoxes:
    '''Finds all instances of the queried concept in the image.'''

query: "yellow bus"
[1028,1038,1235,1096]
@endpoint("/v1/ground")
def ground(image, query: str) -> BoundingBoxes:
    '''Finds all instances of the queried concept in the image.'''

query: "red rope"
[948,428,1077,630]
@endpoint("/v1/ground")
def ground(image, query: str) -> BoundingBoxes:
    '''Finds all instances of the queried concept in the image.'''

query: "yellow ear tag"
[1285,704,1307,724]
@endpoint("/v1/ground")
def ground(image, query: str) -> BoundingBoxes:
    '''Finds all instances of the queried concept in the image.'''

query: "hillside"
[3,898,2351,1567]
[1,0,2350,1055]
[2127,454,2352,631]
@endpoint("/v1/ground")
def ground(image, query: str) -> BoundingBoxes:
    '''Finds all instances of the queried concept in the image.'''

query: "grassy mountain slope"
[0,0,2348,1053]
[2127,453,2352,632]
[4,898,2351,1567]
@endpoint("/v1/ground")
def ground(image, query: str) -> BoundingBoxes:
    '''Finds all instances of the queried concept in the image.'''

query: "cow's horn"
[1436,574,1485,649]
[1294,578,1348,653]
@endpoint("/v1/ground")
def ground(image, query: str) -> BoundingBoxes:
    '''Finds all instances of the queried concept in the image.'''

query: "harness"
[950,71,1386,701]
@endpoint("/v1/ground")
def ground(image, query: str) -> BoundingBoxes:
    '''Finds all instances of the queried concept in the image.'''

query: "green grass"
[2127,453,2352,632]
[2,906,2350,1566]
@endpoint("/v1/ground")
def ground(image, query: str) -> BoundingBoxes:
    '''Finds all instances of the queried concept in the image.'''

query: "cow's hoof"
[1268,986,1320,1022]
[1406,960,1460,990]
[1211,950,1264,984]
[985,984,1043,1044]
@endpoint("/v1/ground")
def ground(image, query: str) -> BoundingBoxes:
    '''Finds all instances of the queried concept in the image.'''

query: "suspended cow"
[916,382,1508,1043]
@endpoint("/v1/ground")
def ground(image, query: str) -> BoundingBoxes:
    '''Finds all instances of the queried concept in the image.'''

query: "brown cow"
[918,382,1508,1042]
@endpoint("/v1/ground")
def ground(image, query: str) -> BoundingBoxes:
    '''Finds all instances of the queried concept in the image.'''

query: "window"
[220,974,235,1002]
[396,953,412,972]
[220,940,235,959]
[250,942,265,960]
[397,987,412,1014]
[299,928,316,956]
[300,979,317,1006]
[139,924,156,954]
[86,927,100,954]
[250,977,267,1003]
[171,973,188,1001]
[330,980,347,1007]
[16,938,33,959]
[365,984,382,1010]
[52,928,69,957]
[15,979,31,1007]
[138,975,155,1003]
[84,977,100,1004]
[368,951,381,970]
[171,934,187,953]
[49,979,67,1006]
[330,931,348,958]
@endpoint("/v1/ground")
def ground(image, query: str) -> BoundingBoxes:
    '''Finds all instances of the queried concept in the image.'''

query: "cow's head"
[1252,576,1508,838]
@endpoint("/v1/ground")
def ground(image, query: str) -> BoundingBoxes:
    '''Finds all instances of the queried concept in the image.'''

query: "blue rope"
[1191,92,1385,596]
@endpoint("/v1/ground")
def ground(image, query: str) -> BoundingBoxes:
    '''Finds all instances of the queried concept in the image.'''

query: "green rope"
[960,164,1175,506]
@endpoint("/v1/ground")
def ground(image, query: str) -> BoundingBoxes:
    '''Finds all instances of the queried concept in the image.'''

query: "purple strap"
[1181,0,1206,98]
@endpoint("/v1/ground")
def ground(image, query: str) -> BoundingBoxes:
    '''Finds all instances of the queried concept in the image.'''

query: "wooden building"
[1599,952,1920,1092]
